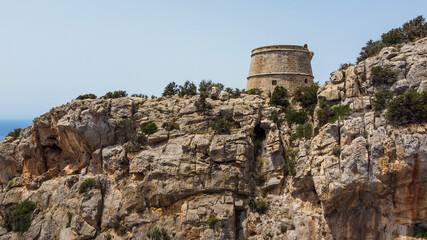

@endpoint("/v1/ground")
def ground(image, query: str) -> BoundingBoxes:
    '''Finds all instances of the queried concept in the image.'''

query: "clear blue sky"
[0,1,426,119]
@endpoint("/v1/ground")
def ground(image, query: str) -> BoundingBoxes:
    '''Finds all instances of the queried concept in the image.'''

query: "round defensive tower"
[246,45,314,95]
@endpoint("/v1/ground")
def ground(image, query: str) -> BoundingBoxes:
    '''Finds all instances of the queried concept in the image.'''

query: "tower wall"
[247,45,314,95]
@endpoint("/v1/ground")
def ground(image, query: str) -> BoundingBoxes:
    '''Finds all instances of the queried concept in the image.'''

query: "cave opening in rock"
[253,124,266,141]
[253,124,267,166]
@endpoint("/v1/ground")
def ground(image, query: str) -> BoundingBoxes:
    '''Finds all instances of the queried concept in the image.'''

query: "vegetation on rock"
[148,227,170,240]
[285,110,308,125]
[385,91,427,125]
[3,200,37,233]
[245,88,263,95]
[162,82,179,97]
[371,66,397,86]
[213,118,231,134]
[6,128,21,140]
[249,198,268,214]
[373,91,394,110]
[141,123,158,135]
[76,93,97,100]
[102,90,128,99]
[78,178,97,194]
[294,84,319,115]
[269,86,289,109]
[358,15,427,62]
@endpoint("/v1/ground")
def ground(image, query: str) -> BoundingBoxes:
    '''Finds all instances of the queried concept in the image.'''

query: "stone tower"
[246,45,314,95]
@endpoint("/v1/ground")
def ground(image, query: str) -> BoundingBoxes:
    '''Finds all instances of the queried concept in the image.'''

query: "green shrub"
[245,88,263,95]
[283,148,296,177]
[149,227,170,240]
[104,233,113,240]
[6,128,22,139]
[213,118,231,134]
[141,123,158,135]
[269,86,289,109]
[416,229,427,238]
[371,66,397,86]
[198,80,224,94]
[178,81,197,97]
[162,82,179,97]
[101,90,128,99]
[195,91,211,112]
[268,112,281,126]
[3,200,37,233]
[285,110,308,125]
[118,225,126,236]
[358,16,427,63]
[316,100,333,127]
[66,211,72,228]
[78,178,97,194]
[373,91,394,110]
[330,105,352,124]
[225,87,243,98]
[207,214,219,228]
[402,15,427,42]
[357,39,385,63]
[338,63,354,71]
[6,180,14,191]
[297,123,313,139]
[166,121,179,131]
[131,93,148,98]
[294,84,319,115]
[381,28,405,45]
[76,93,97,100]
[385,91,427,125]
[249,198,268,214]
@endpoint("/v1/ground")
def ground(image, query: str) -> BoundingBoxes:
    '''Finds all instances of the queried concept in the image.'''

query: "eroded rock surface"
[0,38,426,240]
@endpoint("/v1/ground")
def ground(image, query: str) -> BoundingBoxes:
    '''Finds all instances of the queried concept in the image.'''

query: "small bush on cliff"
[178,81,197,97]
[285,110,308,125]
[294,84,319,115]
[101,90,128,99]
[198,80,224,94]
[385,91,427,125]
[371,66,397,86]
[289,123,313,142]
[141,123,158,135]
[165,121,179,131]
[249,198,268,214]
[148,227,170,240]
[213,118,231,134]
[131,93,148,98]
[78,178,97,194]
[6,128,21,140]
[66,211,72,228]
[373,91,394,110]
[162,81,179,97]
[76,93,97,100]
[358,16,427,62]
[338,63,354,71]
[225,87,243,98]
[245,88,263,95]
[3,200,37,233]
[207,214,219,228]
[269,86,289,109]
[330,105,352,124]
[316,100,333,127]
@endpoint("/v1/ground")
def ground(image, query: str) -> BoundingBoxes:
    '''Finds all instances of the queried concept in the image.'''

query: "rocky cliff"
[0,38,426,240]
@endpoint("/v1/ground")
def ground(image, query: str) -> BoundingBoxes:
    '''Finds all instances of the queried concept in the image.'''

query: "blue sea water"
[0,119,33,141]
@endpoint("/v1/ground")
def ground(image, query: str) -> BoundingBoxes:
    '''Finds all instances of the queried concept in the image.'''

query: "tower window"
[272,80,277,85]
[304,78,308,84]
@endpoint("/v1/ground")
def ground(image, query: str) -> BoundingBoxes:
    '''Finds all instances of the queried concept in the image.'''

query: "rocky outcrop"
[0,38,426,240]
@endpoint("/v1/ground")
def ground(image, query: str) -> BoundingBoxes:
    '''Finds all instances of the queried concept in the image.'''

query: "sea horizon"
[0,119,33,141]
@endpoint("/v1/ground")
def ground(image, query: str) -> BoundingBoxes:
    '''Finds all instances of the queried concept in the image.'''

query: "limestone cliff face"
[0,38,426,240]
